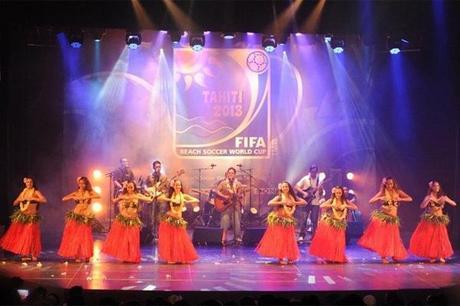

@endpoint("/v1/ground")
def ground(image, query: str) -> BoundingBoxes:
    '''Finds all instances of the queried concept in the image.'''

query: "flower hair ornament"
[23,177,28,184]
[76,177,83,184]
[428,181,434,189]
[278,183,282,191]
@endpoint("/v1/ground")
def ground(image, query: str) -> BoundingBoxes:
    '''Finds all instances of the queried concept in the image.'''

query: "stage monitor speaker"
[193,227,223,246]
[243,227,266,246]
[346,221,364,245]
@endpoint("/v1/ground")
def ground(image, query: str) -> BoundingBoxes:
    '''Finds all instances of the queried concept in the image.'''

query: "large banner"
[174,49,271,158]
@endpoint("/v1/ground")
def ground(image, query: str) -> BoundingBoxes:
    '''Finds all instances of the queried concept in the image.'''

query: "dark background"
[1,0,459,247]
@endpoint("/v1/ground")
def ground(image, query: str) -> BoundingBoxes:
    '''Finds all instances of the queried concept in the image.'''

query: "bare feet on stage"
[381,257,389,264]
[440,258,446,264]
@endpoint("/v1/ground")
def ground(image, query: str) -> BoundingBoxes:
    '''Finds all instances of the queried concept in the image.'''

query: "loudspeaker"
[192,227,223,246]
[243,227,266,246]
[346,221,364,244]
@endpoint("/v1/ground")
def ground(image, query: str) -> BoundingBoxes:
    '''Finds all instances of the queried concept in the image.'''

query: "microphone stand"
[193,166,214,226]
[237,166,263,226]
[105,171,115,231]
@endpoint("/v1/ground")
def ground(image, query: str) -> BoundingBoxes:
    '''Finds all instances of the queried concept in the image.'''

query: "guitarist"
[295,164,325,243]
[144,160,170,240]
[113,158,135,197]
[216,167,244,246]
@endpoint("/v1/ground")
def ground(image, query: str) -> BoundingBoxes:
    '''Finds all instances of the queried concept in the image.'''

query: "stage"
[1,240,459,293]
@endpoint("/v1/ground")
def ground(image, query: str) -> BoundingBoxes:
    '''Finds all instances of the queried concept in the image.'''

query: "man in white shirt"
[294,164,325,242]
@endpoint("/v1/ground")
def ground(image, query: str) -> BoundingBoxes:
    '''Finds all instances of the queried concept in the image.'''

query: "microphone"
[210,164,216,168]
[236,164,243,167]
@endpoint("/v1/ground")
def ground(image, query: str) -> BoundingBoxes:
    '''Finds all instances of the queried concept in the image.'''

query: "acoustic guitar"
[214,186,249,213]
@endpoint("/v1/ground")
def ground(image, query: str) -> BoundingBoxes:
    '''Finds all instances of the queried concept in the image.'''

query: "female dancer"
[256,181,306,264]
[157,179,199,264]
[0,177,47,261]
[409,181,456,263]
[358,177,412,263]
[58,176,100,262]
[309,186,358,263]
[102,181,153,263]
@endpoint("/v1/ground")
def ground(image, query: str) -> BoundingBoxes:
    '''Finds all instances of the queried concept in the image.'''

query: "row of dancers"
[0,174,457,265]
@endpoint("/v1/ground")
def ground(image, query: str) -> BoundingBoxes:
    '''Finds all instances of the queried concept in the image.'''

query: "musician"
[294,164,325,242]
[0,177,47,261]
[113,158,135,196]
[144,160,169,240]
[216,167,245,246]
[343,187,360,222]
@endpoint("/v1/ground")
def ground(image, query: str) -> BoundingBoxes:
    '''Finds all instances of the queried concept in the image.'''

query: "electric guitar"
[296,178,329,205]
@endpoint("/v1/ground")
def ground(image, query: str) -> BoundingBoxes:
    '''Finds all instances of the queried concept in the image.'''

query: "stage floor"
[0,240,459,292]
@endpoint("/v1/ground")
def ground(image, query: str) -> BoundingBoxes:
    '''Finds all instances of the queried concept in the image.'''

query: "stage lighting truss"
[126,31,142,49]
[262,34,277,52]
[68,30,83,48]
[190,33,205,51]
[329,37,345,54]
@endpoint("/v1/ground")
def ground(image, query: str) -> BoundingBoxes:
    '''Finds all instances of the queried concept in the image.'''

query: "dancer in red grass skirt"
[58,176,100,262]
[1,177,47,261]
[256,181,306,264]
[309,186,358,263]
[409,181,456,263]
[358,177,413,263]
[102,181,153,263]
[157,179,199,264]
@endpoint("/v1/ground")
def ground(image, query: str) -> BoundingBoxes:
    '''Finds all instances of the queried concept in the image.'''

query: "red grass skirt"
[0,221,41,258]
[102,219,141,263]
[358,217,408,259]
[256,224,300,261]
[58,219,94,259]
[409,220,453,259]
[158,221,198,263]
[309,221,347,263]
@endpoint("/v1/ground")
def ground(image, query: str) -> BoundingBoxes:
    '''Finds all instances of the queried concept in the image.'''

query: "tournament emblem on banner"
[174,48,271,158]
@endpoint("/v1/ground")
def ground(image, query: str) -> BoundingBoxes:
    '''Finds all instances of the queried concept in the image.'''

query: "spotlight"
[387,36,403,55]
[278,34,288,46]
[169,31,182,44]
[68,30,83,48]
[193,206,200,213]
[189,33,205,51]
[389,47,400,55]
[222,32,235,39]
[126,31,142,49]
[262,34,277,52]
[92,169,102,180]
[346,172,354,180]
[92,29,105,42]
[92,202,103,213]
[250,207,258,214]
[324,34,332,43]
[348,189,355,195]
[330,37,345,53]
[319,172,327,181]
[94,186,102,194]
